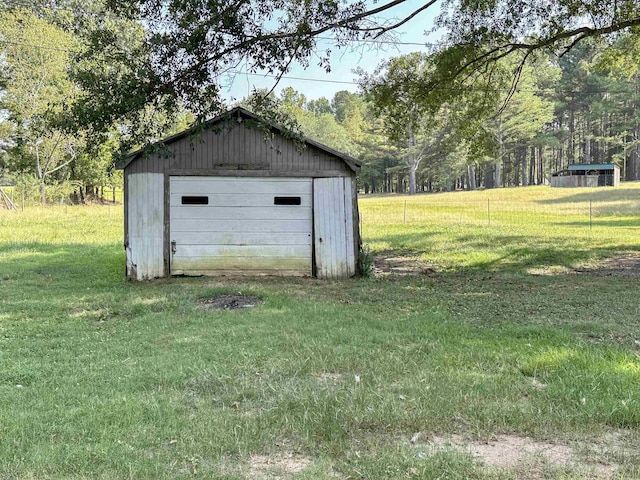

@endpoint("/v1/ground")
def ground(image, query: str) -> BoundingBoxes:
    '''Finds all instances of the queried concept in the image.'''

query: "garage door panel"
[170,176,312,276]
[170,177,312,195]
[171,205,311,220]
[175,245,311,258]
[170,193,312,207]
[172,232,312,246]
[171,218,311,233]
[171,257,310,275]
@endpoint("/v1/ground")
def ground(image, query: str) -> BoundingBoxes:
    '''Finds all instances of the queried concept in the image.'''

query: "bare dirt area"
[585,253,640,277]
[374,250,436,276]
[416,433,622,478]
[200,294,263,310]
[528,253,640,277]
[315,372,344,385]
[248,453,312,478]
[375,250,640,277]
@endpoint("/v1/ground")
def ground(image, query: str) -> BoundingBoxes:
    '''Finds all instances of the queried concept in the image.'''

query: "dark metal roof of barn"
[119,106,361,173]
[567,164,619,171]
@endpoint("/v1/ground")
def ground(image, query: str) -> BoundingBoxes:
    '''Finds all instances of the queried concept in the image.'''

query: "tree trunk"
[629,124,640,180]
[584,129,591,164]
[34,143,47,205]
[521,147,528,186]
[495,120,503,188]
[467,164,477,190]
[409,164,417,195]
[485,164,495,189]
[538,146,544,184]
[494,161,502,188]
[629,77,640,180]
[569,109,575,164]
[529,147,535,185]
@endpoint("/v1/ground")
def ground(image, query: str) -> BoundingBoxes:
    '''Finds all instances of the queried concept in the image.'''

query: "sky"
[221,0,443,103]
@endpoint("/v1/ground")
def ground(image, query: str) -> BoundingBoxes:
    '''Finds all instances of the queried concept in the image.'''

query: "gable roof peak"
[119,106,361,172]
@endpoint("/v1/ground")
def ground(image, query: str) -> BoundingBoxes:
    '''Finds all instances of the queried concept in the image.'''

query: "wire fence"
[363,197,640,233]
[0,185,124,210]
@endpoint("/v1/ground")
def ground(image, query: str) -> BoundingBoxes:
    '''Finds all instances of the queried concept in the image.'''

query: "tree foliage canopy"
[3,0,640,201]
[62,0,640,139]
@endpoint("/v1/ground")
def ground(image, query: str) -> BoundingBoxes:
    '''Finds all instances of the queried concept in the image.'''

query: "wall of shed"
[126,121,351,176]
[550,174,619,188]
[126,173,164,280]
[313,176,357,279]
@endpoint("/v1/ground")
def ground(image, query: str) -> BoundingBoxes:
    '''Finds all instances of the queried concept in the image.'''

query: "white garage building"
[120,107,361,280]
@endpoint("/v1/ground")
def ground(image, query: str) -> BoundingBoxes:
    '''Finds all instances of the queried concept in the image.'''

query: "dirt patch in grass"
[248,453,312,478]
[529,253,640,277]
[587,253,640,277]
[200,294,263,310]
[315,372,343,384]
[423,434,618,477]
[469,435,573,469]
[374,250,436,276]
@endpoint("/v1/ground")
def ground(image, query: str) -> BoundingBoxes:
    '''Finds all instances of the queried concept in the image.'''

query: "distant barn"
[119,107,361,280]
[551,164,620,188]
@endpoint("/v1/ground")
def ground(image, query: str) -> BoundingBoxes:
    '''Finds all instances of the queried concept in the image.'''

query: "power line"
[0,39,78,54]
[1,0,102,16]
[0,39,635,96]
[1,29,637,97]
[227,70,358,86]
[224,70,637,96]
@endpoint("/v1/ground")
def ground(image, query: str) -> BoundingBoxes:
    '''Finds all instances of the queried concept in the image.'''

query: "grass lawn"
[1,185,640,479]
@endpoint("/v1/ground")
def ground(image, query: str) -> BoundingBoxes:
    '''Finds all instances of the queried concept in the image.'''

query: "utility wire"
[226,70,357,86]
[0,14,636,97]
[0,39,78,53]
[0,39,635,96]
[224,70,638,95]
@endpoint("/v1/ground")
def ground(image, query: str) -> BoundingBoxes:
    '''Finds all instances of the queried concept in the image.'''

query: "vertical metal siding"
[130,122,352,174]
[126,173,164,280]
[344,176,356,277]
[313,177,356,279]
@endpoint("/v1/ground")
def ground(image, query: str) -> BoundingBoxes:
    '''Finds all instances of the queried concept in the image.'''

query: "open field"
[1,185,640,479]
[360,183,640,273]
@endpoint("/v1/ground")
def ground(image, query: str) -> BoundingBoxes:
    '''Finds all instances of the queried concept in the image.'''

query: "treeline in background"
[2,4,640,205]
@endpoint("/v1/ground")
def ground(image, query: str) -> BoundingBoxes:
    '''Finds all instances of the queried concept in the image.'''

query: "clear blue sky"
[221,1,442,103]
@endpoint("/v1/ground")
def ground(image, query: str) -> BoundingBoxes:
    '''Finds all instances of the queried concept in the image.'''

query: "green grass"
[360,183,640,272]
[1,186,640,479]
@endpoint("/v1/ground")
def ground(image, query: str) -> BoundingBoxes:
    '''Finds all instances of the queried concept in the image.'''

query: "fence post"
[589,199,592,230]
[404,199,407,224]
[487,199,490,226]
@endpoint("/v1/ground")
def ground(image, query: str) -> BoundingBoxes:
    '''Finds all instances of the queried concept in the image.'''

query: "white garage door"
[169,176,312,276]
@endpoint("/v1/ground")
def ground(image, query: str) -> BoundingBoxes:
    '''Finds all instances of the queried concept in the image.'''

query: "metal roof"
[119,106,361,173]
[567,163,619,171]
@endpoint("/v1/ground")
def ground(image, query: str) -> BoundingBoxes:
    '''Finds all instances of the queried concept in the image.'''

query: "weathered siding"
[550,175,619,187]
[313,177,357,279]
[127,122,351,175]
[122,108,360,280]
[126,173,164,280]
